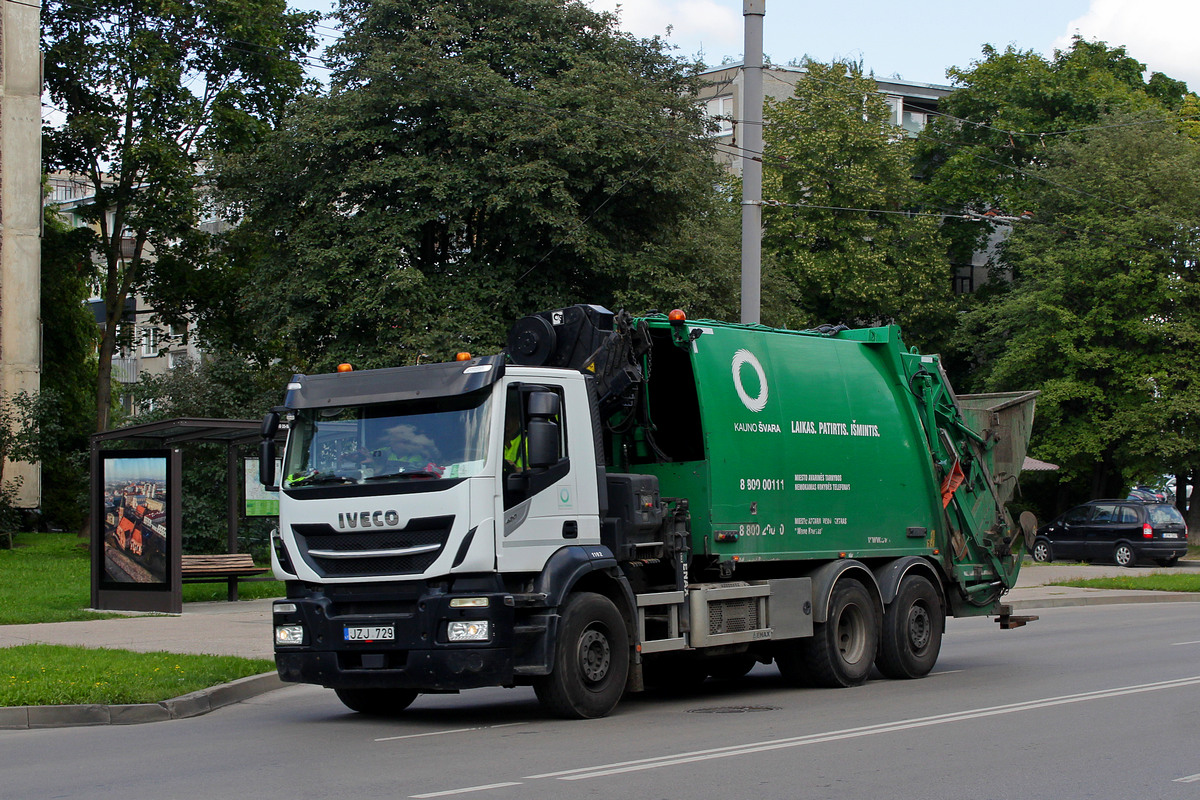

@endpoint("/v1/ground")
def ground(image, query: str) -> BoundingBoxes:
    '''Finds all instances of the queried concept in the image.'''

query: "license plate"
[344,625,394,642]
[1163,533,1179,539]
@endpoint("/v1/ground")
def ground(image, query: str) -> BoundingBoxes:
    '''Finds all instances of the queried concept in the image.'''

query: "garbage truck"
[259,305,1039,718]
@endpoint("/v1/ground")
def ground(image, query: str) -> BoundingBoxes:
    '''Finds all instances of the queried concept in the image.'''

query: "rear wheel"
[1032,538,1053,563]
[1114,543,1136,567]
[876,575,943,679]
[533,592,629,719]
[805,580,878,688]
[333,687,418,715]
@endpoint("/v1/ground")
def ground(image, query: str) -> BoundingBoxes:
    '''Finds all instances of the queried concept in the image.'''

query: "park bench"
[181,553,271,602]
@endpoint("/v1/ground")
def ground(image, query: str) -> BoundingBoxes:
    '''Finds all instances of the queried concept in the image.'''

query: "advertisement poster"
[244,458,280,516]
[98,452,170,586]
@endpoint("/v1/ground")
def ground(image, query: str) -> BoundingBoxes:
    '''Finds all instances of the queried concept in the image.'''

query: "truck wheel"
[805,580,878,688]
[534,592,629,719]
[875,575,943,679]
[333,687,418,715]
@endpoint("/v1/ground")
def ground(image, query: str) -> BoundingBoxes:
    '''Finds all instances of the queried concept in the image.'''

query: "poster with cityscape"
[99,451,171,586]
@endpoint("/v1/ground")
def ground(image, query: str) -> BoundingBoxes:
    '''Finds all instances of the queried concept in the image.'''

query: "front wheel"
[333,687,418,715]
[875,575,943,679]
[805,580,879,688]
[1114,543,1136,567]
[534,592,629,719]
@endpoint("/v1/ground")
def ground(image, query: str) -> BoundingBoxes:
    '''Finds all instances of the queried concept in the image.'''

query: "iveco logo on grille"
[338,510,402,529]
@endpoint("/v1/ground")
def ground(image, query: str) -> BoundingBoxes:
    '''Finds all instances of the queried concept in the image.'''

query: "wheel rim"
[907,604,932,653]
[578,626,612,684]
[835,604,868,664]
[1034,543,1049,561]
[1116,546,1133,566]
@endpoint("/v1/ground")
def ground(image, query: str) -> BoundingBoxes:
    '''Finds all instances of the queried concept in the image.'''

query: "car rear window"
[1147,504,1185,525]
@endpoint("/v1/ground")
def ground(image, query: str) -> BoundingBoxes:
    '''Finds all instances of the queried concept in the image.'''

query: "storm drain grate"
[688,705,781,714]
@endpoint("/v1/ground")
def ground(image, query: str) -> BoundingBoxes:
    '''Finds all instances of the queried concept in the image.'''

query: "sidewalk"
[2,560,1198,729]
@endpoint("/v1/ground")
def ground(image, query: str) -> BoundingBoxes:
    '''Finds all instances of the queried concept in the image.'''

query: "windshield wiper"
[364,470,443,481]
[286,472,356,487]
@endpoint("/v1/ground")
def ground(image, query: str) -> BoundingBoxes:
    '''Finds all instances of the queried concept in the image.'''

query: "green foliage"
[38,209,100,529]
[42,0,318,430]
[1052,574,1200,593]
[123,354,291,556]
[915,37,1190,274]
[760,60,957,351]
[0,645,275,707]
[213,0,737,371]
[959,112,1200,499]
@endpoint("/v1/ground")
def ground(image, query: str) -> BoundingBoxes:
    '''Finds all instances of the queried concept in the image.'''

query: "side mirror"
[261,409,281,439]
[259,438,277,487]
[525,391,561,469]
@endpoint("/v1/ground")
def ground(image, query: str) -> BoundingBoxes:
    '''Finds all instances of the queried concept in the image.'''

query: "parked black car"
[1032,499,1188,567]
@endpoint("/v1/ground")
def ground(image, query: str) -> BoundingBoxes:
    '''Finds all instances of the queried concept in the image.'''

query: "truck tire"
[333,687,419,715]
[534,592,629,719]
[805,580,878,687]
[875,574,943,679]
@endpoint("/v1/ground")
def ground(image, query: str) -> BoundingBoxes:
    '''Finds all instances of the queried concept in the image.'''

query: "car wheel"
[1113,543,1136,567]
[1032,539,1053,563]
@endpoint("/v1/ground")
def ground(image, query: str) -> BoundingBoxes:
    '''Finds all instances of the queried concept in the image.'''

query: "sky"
[582,0,1199,89]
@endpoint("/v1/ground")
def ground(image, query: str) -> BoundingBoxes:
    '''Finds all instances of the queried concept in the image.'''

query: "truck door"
[496,379,595,571]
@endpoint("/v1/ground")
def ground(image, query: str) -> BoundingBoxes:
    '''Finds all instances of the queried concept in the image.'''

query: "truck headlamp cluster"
[275,624,305,645]
[449,597,489,608]
[447,621,490,642]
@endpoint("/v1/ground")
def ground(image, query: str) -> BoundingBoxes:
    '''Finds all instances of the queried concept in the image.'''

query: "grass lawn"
[1,532,283,707]
[1,645,275,706]
[1052,574,1200,592]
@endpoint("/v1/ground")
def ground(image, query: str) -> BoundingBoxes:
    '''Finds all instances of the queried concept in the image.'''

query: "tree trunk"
[95,320,117,433]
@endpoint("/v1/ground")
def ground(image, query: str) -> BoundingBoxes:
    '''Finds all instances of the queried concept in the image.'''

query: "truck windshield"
[282,388,493,488]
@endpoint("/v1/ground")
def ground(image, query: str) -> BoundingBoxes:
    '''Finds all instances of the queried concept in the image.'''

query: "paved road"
[3,601,1198,800]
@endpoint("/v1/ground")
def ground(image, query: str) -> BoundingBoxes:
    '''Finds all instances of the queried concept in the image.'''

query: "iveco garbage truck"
[259,305,1038,718]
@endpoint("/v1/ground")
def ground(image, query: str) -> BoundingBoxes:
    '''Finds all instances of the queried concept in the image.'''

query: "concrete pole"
[740,0,764,325]
[0,0,43,507]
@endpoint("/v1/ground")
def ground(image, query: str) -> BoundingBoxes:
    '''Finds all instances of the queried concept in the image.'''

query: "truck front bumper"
[272,583,518,691]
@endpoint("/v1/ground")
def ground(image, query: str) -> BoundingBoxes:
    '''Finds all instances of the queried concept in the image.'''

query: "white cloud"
[587,0,742,59]
[1053,0,1200,88]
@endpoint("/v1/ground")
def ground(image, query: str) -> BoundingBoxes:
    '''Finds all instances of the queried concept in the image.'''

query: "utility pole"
[740,0,764,325]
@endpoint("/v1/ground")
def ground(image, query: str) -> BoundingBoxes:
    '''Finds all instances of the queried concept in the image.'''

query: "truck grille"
[291,515,454,577]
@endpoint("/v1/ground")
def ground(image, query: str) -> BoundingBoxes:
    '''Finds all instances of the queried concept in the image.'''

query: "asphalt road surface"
[4,602,1199,800]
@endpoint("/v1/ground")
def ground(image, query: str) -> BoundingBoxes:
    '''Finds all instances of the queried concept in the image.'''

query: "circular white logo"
[732,349,768,412]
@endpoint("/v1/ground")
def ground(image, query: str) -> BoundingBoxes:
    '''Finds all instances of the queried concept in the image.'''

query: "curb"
[1007,590,1200,611]
[0,671,284,730]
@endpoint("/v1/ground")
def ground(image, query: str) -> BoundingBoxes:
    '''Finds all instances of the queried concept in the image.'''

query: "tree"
[124,352,292,555]
[759,60,956,351]
[41,0,318,431]
[212,0,738,371]
[38,208,100,529]
[915,37,1190,275]
[958,112,1200,518]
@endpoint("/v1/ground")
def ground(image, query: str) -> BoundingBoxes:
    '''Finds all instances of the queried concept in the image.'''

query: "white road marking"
[409,675,1200,796]
[410,782,523,798]
[377,722,526,742]
[524,675,1200,781]
[1170,640,1200,646]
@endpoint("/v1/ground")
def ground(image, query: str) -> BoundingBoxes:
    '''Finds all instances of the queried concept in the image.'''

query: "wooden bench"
[182,553,271,601]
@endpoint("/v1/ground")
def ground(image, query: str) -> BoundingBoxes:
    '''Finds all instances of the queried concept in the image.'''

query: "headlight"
[449,597,489,608]
[275,624,305,645]
[274,602,297,614]
[447,620,490,642]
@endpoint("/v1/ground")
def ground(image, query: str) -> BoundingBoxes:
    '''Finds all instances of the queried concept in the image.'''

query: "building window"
[704,95,735,136]
[140,327,159,357]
